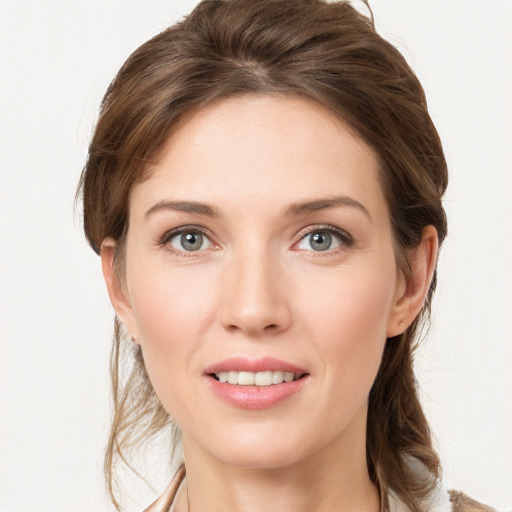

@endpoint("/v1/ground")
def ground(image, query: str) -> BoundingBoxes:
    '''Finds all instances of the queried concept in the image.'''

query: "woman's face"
[111,95,408,469]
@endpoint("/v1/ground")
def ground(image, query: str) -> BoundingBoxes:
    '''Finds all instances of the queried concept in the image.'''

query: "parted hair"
[78,0,448,510]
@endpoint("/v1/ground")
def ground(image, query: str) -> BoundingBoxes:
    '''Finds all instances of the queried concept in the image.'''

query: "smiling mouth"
[210,371,307,386]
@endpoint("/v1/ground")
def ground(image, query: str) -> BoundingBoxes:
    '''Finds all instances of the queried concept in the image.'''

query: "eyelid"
[292,224,355,251]
[159,225,218,254]
[157,223,353,255]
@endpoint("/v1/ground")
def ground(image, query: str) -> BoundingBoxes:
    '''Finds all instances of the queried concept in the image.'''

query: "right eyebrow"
[144,200,221,219]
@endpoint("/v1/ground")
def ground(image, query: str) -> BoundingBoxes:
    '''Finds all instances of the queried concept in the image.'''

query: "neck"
[180,409,380,512]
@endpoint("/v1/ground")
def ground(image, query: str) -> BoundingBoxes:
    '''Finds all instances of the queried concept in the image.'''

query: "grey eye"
[170,231,211,252]
[298,231,341,252]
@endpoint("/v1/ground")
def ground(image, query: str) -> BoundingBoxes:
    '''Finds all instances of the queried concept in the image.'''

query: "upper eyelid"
[158,223,353,248]
[159,225,215,245]
[292,225,355,254]
[295,224,353,242]
[162,225,210,235]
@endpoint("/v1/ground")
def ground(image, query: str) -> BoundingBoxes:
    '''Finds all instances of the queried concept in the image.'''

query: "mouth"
[209,370,308,386]
[204,357,310,409]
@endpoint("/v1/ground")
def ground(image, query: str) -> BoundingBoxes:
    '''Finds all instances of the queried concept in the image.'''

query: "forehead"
[131,95,387,221]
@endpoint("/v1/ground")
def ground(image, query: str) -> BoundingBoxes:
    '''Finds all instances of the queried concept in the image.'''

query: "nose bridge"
[220,238,290,335]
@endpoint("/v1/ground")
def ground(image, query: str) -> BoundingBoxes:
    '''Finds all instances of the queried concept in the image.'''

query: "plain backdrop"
[1,1,511,511]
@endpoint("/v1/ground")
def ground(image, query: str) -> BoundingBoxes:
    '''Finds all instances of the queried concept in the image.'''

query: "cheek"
[126,263,218,409]
[130,263,217,342]
[124,243,398,436]
[304,259,396,326]
[299,259,397,392]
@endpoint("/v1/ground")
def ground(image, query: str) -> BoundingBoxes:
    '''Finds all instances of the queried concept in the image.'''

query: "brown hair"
[78,0,448,510]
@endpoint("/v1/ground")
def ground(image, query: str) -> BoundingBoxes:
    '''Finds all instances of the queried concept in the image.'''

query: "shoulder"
[398,456,503,512]
[143,465,186,512]
[448,489,500,512]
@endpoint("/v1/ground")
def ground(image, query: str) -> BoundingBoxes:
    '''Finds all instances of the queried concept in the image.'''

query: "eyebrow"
[285,196,371,220]
[145,195,371,221]
[145,200,220,219]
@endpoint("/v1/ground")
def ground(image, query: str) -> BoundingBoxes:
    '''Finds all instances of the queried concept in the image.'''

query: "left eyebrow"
[284,196,372,220]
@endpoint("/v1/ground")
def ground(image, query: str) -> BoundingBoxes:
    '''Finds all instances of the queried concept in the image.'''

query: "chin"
[186,419,338,471]
[211,442,306,470]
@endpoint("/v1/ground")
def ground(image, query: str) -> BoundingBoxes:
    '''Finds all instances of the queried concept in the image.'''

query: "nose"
[220,245,292,336]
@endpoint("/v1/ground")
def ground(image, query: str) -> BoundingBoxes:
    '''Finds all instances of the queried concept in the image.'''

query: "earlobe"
[387,226,439,337]
[100,238,139,341]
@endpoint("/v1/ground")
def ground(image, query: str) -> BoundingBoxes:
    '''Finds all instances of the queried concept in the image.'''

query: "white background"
[1,1,511,510]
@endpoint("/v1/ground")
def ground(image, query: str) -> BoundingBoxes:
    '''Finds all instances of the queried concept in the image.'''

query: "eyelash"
[158,224,355,256]
[159,225,217,257]
[294,224,355,253]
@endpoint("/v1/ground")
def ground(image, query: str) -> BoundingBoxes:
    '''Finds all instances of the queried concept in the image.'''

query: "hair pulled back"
[78,1,448,510]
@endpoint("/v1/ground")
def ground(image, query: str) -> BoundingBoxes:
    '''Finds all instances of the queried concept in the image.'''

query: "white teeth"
[238,371,255,385]
[214,370,302,386]
[254,371,272,386]
[272,370,284,384]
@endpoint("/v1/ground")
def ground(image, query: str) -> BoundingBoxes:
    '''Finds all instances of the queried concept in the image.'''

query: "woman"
[78,0,497,511]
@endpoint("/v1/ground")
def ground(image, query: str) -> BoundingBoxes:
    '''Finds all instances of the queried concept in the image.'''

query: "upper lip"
[204,356,308,375]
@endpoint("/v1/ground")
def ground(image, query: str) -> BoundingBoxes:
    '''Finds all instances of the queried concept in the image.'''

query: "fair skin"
[102,95,438,512]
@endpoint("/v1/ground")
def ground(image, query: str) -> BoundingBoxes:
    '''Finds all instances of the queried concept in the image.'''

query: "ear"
[387,225,439,337]
[101,238,139,341]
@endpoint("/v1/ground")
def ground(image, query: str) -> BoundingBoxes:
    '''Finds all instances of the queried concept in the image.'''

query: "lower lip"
[205,376,308,410]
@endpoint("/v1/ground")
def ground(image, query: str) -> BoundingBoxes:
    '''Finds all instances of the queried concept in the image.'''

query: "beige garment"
[143,466,186,512]
[143,464,497,512]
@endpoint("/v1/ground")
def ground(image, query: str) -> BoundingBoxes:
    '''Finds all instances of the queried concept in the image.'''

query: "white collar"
[387,456,452,512]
